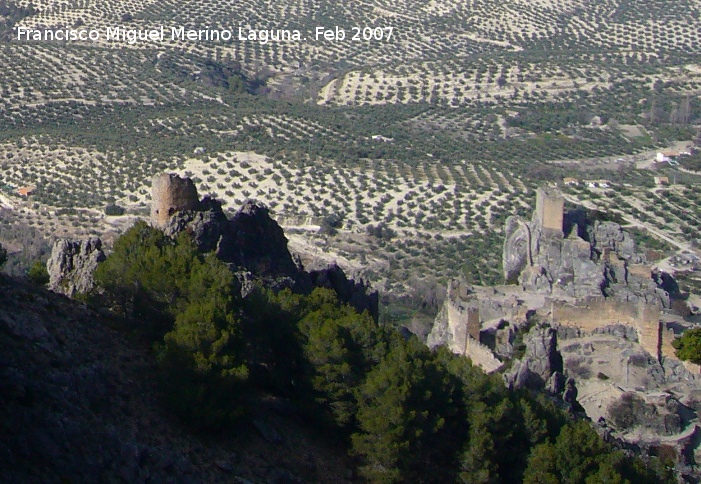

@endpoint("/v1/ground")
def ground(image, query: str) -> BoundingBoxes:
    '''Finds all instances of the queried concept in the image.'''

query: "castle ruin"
[429,186,687,372]
[150,173,200,228]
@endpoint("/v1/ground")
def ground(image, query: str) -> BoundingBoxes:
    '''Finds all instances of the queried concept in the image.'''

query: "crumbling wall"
[444,302,503,372]
[464,337,503,373]
[551,297,661,359]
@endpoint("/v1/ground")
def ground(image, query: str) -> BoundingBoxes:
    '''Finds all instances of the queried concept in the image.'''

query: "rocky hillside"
[0,274,355,483]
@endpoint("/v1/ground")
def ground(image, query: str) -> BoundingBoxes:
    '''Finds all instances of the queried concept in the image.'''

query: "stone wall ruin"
[150,173,200,228]
[430,185,681,372]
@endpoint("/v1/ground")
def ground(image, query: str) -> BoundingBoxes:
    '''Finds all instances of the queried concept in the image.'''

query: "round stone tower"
[150,173,200,228]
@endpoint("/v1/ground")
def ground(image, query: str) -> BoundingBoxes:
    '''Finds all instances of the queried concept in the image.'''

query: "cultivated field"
[1,0,701,317]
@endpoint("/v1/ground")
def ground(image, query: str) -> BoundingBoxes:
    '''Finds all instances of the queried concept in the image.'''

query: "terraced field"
[1,0,701,314]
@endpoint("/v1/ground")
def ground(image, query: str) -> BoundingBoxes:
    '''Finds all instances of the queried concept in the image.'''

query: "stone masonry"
[150,173,200,228]
[535,186,564,233]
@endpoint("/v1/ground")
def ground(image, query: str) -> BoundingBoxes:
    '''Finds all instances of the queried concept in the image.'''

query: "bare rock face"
[162,196,229,253]
[588,221,639,262]
[47,238,105,297]
[503,216,530,283]
[150,173,200,228]
[506,326,564,393]
[221,200,300,278]
[308,263,379,318]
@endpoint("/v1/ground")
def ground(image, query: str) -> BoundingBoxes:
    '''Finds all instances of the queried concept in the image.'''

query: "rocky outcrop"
[43,173,378,322]
[588,221,640,262]
[223,200,300,278]
[426,303,455,351]
[506,326,563,390]
[503,216,531,283]
[505,325,573,400]
[161,194,300,280]
[308,263,379,319]
[152,174,379,320]
[162,195,229,253]
[502,188,669,306]
[46,238,105,297]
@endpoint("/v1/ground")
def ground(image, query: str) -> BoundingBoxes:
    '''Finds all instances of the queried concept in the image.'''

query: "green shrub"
[672,328,701,364]
[104,204,125,216]
[27,260,49,285]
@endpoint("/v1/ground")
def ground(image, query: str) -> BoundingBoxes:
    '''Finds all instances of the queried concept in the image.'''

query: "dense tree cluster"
[92,222,674,482]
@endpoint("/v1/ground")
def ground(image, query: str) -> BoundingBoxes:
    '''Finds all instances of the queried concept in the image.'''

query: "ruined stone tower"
[150,173,200,228]
[534,186,564,234]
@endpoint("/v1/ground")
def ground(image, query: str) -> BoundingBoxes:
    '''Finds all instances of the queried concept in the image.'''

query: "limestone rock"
[563,377,579,408]
[47,238,105,297]
[503,216,530,283]
[308,263,379,319]
[506,326,564,392]
[547,371,566,394]
[588,221,639,262]
[426,304,453,349]
[161,196,228,253]
[221,200,299,278]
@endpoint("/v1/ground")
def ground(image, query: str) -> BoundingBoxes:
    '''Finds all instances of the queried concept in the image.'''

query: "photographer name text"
[16,26,395,44]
